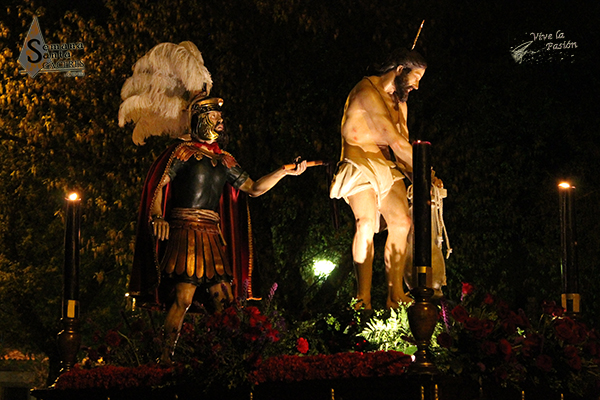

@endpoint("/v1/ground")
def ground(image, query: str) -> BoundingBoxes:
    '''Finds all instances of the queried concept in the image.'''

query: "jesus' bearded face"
[394,67,425,103]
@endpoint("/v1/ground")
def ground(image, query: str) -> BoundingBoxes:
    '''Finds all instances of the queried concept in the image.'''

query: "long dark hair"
[373,48,427,76]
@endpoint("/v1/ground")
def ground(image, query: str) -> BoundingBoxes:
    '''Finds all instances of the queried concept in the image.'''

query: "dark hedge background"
[1,0,599,375]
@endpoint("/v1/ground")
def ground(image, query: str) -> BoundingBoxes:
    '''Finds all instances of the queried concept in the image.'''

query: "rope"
[406,173,452,259]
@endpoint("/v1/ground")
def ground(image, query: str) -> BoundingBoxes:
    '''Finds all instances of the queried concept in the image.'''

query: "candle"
[407,141,438,374]
[412,141,432,288]
[63,192,81,319]
[558,182,579,313]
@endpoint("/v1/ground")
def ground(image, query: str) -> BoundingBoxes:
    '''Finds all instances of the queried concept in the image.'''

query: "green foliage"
[360,306,418,355]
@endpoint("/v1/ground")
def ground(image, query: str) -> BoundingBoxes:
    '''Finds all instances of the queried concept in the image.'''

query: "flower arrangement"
[53,364,172,390]
[81,312,162,368]
[173,297,284,390]
[248,350,412,384]
[53,281,600,399]
[434,283,600,396]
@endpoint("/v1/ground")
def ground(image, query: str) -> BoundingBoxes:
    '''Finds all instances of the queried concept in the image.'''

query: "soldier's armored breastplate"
[170,157,226,211]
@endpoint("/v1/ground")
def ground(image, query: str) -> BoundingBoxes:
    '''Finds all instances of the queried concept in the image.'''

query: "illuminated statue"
[119,42,306,364]
[330,48,446,309]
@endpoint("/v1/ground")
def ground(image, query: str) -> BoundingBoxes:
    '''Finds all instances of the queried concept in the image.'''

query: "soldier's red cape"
[128,141,252,311]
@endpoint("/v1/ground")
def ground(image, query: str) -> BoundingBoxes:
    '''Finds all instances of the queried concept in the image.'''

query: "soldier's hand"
[152,218,170,240]
[283,157,308,176]
[286,160,307,176]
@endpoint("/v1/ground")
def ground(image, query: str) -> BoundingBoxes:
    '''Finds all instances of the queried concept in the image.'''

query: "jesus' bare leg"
[379,180,412,308]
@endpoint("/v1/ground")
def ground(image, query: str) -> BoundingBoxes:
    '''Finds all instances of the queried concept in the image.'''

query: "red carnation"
[296,337,309,354]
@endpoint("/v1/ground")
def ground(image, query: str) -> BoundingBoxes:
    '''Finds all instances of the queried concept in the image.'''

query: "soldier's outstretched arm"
[239,160,307,197]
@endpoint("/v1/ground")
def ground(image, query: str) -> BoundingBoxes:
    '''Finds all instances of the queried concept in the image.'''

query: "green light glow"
[313,259,336,278]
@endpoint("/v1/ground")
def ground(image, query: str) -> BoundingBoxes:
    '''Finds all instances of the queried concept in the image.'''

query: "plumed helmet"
[118,41,213,145]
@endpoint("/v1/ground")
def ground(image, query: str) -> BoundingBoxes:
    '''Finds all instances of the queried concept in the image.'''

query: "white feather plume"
[118,41,212,145]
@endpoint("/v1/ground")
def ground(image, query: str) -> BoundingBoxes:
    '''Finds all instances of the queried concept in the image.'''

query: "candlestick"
[57,192,82,375]
[558,182,579,315]
[408,141,438,374]
[412,141,432,288]
[63,192,81,316]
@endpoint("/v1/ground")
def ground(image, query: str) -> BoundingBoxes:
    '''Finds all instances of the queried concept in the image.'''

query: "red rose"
[500,311,520,335]
[569,322,589,345]
[497,301,510,318]
[245,306,260,315]
[483,293,494,305]
[536,354,553,372]
[522,334,541,358]
[564,345,578,359]
[463,317,483,331]
[472,319,495,339]
[554,317,576,342]
[451,305,469,323]
[480,340,498,355]
[566,355,582,370]
[437,332,453,348]
[542,300,564,317]
[461,282,475,296]
[267,329,280,342]
[296,337,309,354]
[495,367,508,381]
[105,330,121,348]
[498,339,512,361]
